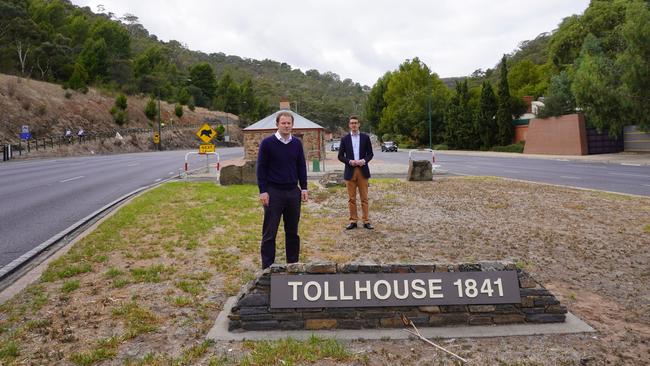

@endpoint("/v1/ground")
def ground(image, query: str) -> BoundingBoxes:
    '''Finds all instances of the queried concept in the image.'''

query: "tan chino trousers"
[346,167,370,224]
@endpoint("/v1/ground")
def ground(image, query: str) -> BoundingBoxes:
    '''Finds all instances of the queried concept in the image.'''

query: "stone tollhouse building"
[243,98,326,161]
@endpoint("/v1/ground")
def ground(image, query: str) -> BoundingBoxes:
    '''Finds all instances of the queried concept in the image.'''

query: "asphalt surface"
[0,148,243,268]
[374,150,650,196]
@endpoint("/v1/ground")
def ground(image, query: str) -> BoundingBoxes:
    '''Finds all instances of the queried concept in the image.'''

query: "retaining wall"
[228,261,567,331]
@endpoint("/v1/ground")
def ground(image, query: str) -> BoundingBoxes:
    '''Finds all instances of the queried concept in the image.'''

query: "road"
[2,146,648,269]
[0,148,243,268]
[373,149,650,196]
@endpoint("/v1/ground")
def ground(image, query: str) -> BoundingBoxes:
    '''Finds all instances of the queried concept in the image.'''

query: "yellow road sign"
[199,143,215,154]
[153,133,160,144]
[196,123,217,143]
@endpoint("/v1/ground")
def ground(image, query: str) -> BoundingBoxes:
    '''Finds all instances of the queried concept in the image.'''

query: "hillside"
[0,0,367,133]
[0,73,238,143]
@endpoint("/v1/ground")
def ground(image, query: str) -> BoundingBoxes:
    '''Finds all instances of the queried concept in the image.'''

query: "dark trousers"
[261,186,301,269]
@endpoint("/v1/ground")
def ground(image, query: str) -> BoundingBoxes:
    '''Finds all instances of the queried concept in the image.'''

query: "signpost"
[271,271,520,308]
[199,143,215,154]
[19,125,31,140]
[196,123,217,144]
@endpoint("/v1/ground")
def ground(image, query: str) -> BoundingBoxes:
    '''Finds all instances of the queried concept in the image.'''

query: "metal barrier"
[184,151,220,175]
[408,148,441,172]
[2,144,11,161]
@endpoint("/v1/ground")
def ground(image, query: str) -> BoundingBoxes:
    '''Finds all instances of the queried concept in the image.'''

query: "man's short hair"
[349,115,360,122]
[276,111,295,124]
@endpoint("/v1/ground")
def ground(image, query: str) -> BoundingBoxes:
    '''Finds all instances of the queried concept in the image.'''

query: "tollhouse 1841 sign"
[271,271,520,308]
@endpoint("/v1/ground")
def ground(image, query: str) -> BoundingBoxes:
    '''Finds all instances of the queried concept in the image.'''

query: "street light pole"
[428,94,432,150]
[157,93,162,151]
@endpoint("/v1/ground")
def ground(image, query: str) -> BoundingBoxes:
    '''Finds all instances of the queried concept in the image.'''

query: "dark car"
[331,141,340,151]
[381,141,397,152]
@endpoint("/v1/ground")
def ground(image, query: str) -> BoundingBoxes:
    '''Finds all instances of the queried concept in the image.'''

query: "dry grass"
[1,178,649,365]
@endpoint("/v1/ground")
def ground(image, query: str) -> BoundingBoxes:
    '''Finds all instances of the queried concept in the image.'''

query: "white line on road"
[643,184,650,187]
[168,172,174,174]
[621,163,641,166]
[127,163,139,167]
[560,176,582,179]
[608,172,649,178]
[59,176,84,183]
[154,178,162,182]
[503,170,520,173]
[555,159,570,162]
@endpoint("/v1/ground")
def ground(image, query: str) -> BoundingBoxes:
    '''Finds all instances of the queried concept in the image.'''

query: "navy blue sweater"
[256,135,307,193]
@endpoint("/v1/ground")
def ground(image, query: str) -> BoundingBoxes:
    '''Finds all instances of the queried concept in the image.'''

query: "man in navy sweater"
[338,116,374,230]
[256,111,309,269]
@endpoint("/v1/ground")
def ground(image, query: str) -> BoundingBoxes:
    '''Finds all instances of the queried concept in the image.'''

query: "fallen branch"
[400,313,469,364]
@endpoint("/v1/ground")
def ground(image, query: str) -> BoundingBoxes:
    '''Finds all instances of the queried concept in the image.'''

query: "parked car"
[331,141,340,151]
[381,141,398,152]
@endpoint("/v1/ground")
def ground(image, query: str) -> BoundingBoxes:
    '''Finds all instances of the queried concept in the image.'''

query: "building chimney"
[279,97,290,110]
[523,96,533,114]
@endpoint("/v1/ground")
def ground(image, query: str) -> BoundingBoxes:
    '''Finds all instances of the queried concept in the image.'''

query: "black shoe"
[363,223,374,230]
[345,222,357,230]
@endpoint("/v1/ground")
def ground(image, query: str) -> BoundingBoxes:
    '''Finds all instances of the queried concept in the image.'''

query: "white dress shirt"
[275,131,293,144]
[351,132,360,161]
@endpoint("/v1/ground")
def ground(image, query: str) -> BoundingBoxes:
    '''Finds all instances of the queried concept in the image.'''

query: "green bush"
[490,141,525,153]
[433,144,448,150]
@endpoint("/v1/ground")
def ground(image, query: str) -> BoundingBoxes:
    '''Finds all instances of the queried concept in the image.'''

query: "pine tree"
[496,55,514,145]
[476,81,498,149]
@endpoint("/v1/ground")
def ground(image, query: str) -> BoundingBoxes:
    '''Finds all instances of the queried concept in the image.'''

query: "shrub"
[490,141,525,153]
[433,144,449,150]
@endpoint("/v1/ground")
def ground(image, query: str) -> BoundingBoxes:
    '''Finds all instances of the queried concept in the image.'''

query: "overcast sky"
[71,0,590,86]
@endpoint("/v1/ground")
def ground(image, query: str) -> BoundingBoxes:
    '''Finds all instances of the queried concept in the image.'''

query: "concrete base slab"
[207,297,595,341]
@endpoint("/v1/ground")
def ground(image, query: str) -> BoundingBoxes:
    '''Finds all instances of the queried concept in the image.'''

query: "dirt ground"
[1,177,648,365]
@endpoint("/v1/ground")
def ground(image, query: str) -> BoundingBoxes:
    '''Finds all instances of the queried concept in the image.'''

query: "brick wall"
[228,261,567,331]
[243,129,325,161]
[524,114,588,155]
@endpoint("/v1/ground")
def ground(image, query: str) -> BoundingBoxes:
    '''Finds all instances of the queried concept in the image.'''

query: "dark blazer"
[338,132,374,180]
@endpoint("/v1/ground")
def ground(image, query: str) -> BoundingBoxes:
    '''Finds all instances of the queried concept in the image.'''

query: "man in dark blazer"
[338,116,374,230]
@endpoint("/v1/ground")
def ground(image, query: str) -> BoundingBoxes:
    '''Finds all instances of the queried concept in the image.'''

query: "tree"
[508,59,546,97]
[380,58,448,147]
[444,80,475,149]
[572,34,625,135]
[110,93,128,126]
[539,71,575,117]
[189,63,216,107]
[495,55,514,145]
[67,62,88,91]
[619,1,650,131]
[174,103,183,120]
[214,72,239,114]
[476,81,498,149]
[144,98,158,122]
[364,72,392,134]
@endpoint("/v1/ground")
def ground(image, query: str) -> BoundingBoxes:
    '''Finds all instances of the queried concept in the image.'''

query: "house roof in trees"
[244,109,324,131]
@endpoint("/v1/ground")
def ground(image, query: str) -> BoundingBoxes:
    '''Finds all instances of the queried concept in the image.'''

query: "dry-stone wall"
[228,261,567,331]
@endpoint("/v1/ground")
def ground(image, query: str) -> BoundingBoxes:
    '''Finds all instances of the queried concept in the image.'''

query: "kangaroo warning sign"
[196,123,217,143]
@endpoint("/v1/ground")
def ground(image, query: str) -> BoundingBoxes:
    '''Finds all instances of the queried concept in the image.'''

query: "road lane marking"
[503,170,520,173]
[60,176,84,183]
[608,172,649,178]
[127,163,139,167]
[560,176,582,179]
[621,163,641,166]
[154,178,162,182]
[555,159,569,162]
[168,172,174,174]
